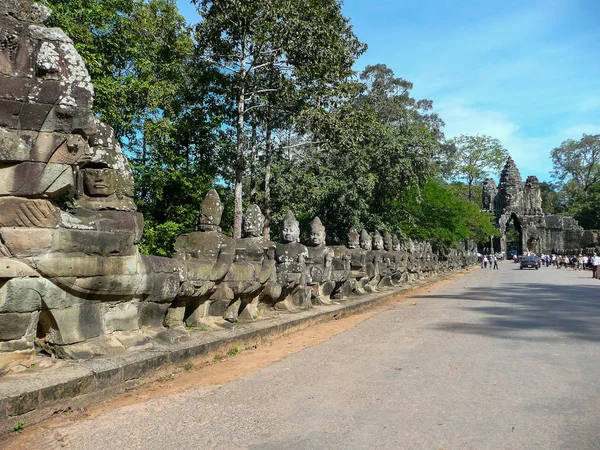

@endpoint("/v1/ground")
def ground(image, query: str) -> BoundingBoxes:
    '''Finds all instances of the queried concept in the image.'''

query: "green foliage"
[538,182,567,215]
[550,134,600,229]
[269,65,448,244]
[401,179,499,247]
[441,134,508,201]
[44,1,507,252]
[551,134,600,195]
[14,421,24,433]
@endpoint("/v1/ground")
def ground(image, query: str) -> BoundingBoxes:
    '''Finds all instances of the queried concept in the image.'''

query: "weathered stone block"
[59,336,126,359]
[0,127,29,162]
[35,79,61,104]
[0,278,42,313]
[38,303,103,345]
[0,257,39,278]
[138,302,169,328]
[41,105,96,135]
[0,311,37,341]
[19,102,52,130]
[0,98,21,128]
[103,301,139,332]
[35,254,139,278]
[0,227,54,257]
[0,161,73,197]
[0,349,35,375]
[0,74,29,101]
[51,229,137,257]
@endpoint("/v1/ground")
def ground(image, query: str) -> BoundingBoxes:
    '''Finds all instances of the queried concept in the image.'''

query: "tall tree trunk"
[263,112,272,240]
[467,177,473,202]
[233,47,247,239]
[249,113,258,204]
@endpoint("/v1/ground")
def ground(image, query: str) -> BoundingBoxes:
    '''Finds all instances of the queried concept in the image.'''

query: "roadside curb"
[0,268,473,436]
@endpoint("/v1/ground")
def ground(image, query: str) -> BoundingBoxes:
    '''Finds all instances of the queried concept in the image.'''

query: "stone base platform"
[0,269,469,436]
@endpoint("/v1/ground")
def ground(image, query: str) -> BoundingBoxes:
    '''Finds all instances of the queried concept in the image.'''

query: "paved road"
[10,262,600,449]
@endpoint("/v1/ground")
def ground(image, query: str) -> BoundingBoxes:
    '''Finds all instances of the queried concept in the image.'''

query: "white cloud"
[435,100,555,181]
[560,124,600,139]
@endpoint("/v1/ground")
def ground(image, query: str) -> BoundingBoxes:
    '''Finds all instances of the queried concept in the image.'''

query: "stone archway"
[499,212,523,257]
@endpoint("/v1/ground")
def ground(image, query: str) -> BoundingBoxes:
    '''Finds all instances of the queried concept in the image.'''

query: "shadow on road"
[418,281,600,342]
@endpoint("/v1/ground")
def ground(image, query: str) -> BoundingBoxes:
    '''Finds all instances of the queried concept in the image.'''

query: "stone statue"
[360,229,379,293]
[274,210,310,310]
[221,204,280,321]
[379,231,396,287]
[347,227,367,295]
[305,217,336,304]
[168,189,235,328]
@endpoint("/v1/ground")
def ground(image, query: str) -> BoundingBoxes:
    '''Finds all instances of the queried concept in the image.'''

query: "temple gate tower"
[482,157,598,255]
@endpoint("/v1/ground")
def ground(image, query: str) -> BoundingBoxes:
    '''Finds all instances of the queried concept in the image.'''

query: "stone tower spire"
[498,157,523,211]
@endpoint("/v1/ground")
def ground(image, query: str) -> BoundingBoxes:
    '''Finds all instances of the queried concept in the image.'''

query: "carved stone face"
[373,232,384,250]
[392,235,401,252]
[383,232,393,251]
[348,228,359,249]
[310,229,326,246]
[243,204,264,238]
[360,230,372,251]
[82,168,117,197]
[282,222,300,243]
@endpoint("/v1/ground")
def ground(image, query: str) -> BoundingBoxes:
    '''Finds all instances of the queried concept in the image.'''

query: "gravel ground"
[6,262,600,450]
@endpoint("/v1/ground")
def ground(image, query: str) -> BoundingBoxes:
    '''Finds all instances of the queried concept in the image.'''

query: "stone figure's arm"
[211,243,235,281]
[14,199,60,228]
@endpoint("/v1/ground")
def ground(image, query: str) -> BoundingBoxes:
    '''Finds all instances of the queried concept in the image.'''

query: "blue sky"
[177,0,600,182]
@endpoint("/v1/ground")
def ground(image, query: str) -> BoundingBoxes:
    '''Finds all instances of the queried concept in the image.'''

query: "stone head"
[347,227,359,249]
[360,229,372,251]
[392,234,401,252]
[199,189,223,232]
[383,232,393,251]
[81,166,117,197]
[373,231,384,250]
[243,204,264,238]
[281,210,300,243]
[310,217,326,247]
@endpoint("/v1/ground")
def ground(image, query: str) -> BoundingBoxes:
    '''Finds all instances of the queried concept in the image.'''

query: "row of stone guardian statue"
[0,0,475,372]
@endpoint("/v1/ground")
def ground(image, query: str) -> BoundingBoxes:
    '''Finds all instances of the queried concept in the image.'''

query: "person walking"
[592,254,599,279]
[483,256,488,269]
[493,254,499,270]
[583,255,589,270]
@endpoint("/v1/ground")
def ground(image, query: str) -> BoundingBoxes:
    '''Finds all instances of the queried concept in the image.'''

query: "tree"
[551,134,600,196]
[538,182,566,215]
[45,0,232,255]
[194,0,364,238]
[45,0,194,150]
[401,179,499,247]
[441,134,508,201]
[268,65,449,243]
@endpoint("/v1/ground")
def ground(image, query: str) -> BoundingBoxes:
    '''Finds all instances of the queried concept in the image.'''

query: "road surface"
[6,262,600,449]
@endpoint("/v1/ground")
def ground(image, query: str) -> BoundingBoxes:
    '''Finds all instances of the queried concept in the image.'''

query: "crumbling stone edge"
[0,268,472,436]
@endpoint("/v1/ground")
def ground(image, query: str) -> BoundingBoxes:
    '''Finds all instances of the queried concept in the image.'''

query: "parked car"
[520,256,540,270]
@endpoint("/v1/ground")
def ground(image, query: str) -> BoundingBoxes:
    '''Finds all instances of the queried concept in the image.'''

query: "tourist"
[583,255,589,270]
[493,254,499,270]
[483,256,488,268]
[592,254,599,279]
